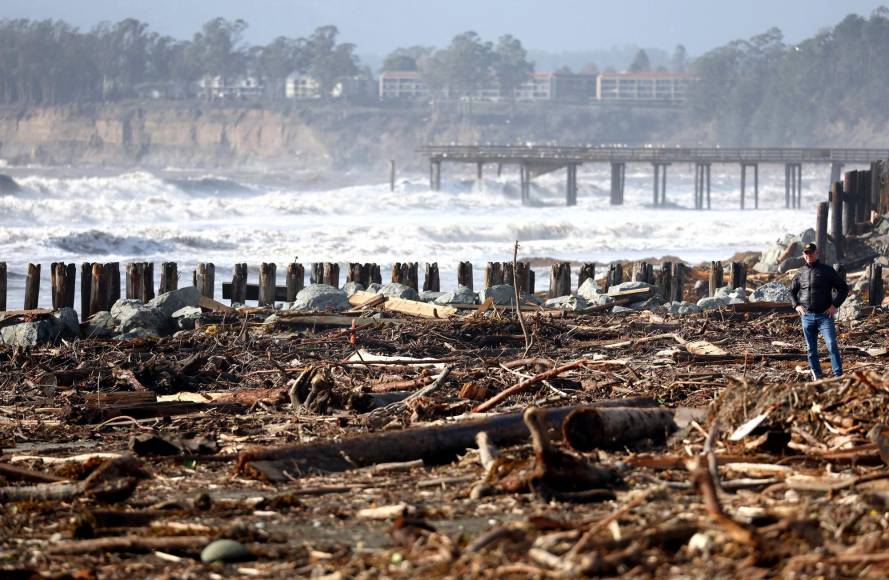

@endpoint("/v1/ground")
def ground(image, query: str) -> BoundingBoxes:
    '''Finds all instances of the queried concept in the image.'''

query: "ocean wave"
[46,230,170,255]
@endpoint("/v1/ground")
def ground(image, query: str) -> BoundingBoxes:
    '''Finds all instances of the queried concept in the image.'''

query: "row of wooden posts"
[0,255,883,322]
[821,165,887,259]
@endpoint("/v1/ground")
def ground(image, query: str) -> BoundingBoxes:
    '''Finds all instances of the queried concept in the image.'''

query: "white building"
[379,71,429,100]
[197,76,263,100]
[596,72,694,102]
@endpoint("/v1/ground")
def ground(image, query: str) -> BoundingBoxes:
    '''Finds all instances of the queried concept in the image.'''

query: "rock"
[544,295,588,311]
[697,296,731,310]
[114,327,160,340]
[366,283,383,293]
[172,306,202,319]
[750,281,792,303]
[0,174,20,194]
[693,280,709,300]
[172,306,203,331]
[778,256,806,273]
[630,296,665,311]
[377,283,420,301]
[576,278,605,301]
[667,301,703,316]
[0,308,82,346]
[111,299,168,334]
[289,284,350,312]
[611,305,634,314]
[480,284,518,306]
[714,286,748,303]
[608,281,660,296]
[200,539,250,564]
[341,281,365,297]
[837,294,865,322]
[147,286,202,318]
[434,286,479,306]
[419,291,446,303]
[85,311,119,338]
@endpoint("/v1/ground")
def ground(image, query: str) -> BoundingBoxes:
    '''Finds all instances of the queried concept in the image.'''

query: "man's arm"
[789,273,801,308]
[832,268,849,308]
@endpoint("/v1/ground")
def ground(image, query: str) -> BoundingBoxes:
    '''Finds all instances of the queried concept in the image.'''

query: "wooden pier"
[419,145,889,208]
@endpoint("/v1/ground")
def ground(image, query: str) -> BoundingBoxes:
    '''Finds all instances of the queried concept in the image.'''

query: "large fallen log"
[562,407,676,452]
[238,398,672,482]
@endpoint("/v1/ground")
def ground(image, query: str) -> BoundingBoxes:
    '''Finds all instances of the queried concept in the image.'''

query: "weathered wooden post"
[423,263,440,292]
[708,261,724,297]
[159,262,178,294]
[844,171,858,235]
[815,202,829,260]
[516,262,531,294]
[457,261,473,290]
[259,263,276,306]
[578,263,596,289]
[286,263,304,301]
[195,263,215,299]
[231,263,248,305]
[0,262,6,312]
[51,263,75,310]
[484,262,503,288]
[143,263,154,301]
[502,262,514,288]
[106,263,118,310]
[868,262,884,306]
[831,181,844,259]
[322,263,340,288]
[347,263,364,286]
[23,263,40,310]
[606,263,623,290]
[126,263,143,301]
[89,264,107,317]
[528,268,535,294]
[671,262,686,303]
[728,262,747,292]
[80,263,92,319]
[549,263,571,298]
[389,160,396,193]
[369,264,382,285]
[658,262,673,299]
[310,263,324,284]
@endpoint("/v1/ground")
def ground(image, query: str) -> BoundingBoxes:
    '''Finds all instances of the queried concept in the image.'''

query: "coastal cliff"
[0,102,682,171]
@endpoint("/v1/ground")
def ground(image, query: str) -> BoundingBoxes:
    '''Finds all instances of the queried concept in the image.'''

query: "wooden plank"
[271,315,377,329]
[197,295,235,314]
[348,291,458,319]
[222,282,288,302]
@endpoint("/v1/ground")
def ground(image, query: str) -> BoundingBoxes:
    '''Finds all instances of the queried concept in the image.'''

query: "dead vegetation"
[1,293,888,578]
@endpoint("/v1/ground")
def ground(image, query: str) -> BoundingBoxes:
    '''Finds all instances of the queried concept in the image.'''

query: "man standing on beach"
[789,242,849,380]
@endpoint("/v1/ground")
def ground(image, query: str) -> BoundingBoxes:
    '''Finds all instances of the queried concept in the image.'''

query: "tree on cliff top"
[190,18,248,83]
[305,26,359,99]
[493,35,534,106]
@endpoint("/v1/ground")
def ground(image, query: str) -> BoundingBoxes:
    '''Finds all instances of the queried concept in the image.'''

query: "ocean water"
[0,162,838,310]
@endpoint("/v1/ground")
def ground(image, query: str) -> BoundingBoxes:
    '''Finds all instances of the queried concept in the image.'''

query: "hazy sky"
[2,0,885,56]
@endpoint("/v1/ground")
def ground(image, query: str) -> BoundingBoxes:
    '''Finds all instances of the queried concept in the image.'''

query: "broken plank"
[349,291,458,319]
[197,295,236,313]
[270,315,377,330]
[222,282,288,302]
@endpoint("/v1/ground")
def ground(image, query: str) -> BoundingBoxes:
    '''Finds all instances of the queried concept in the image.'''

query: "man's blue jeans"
[801,312,842,379]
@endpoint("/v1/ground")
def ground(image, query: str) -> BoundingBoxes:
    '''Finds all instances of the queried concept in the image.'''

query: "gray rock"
[289,284,350,312]
[111,299,168,334]
[434,286,479,306]
[667,301,703,316]
[114,327,159,340]
[341,281,365,297]
[85,311,119,338]
[608,281,660,296]
[0,307,82,346]
[630,296,665,311]
[576,278,605,301]
[377,283,420,301]
[837,294,865,322]
[544,295,588,311]
[715,286,748,302]
[172,306,203,331]
[697,296,731,310]
[147,286,202,318]
[693,280,709,300]
[172,306,202,318]
[366,283,383,294]
[611,305,634,314]
[480,284,518,306]
[200,539,250,564]
[778,256,806,273]
[419,291,446,303]
[750,281,792,303]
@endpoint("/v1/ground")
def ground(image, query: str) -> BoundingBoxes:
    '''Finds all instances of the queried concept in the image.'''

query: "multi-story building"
[379,71,430,100]
[379,71,597,102]
[197,76,263,101]
[596,72,694,102]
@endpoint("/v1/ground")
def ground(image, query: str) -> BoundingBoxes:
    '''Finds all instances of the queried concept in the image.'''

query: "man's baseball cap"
[803,242,817,253]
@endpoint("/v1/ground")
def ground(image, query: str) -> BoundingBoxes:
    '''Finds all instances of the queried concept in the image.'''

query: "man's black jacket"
[789,261,849,314]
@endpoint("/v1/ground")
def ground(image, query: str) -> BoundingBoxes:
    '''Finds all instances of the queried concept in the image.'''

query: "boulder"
[714,286,748,303]
[85,311,119,338]
[172,306,202,331]
[111,299,168,334]
[607,281,660,296]
[377,283,420,301]
[750,282,792,303]
[630,296,666,311]
[147,286,202,318]
[697,296,731,310]
[419,291,446,303]
[114,327,160,340]
[341,281,365,297]
[778,256,806,274]
[667,301,703,316]
[837,294,865,322]
[480,284,518,306]
[0,307,81,347]
[434,286,479,306]
[366,283,383,294]
[611,305,634,314]
[544,295,588,311]
[289,284,350,312]
[201,539,250,564]
[576,278,605,301]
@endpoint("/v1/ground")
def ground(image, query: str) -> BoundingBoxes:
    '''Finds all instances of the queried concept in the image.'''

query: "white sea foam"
[0,163,840,308]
